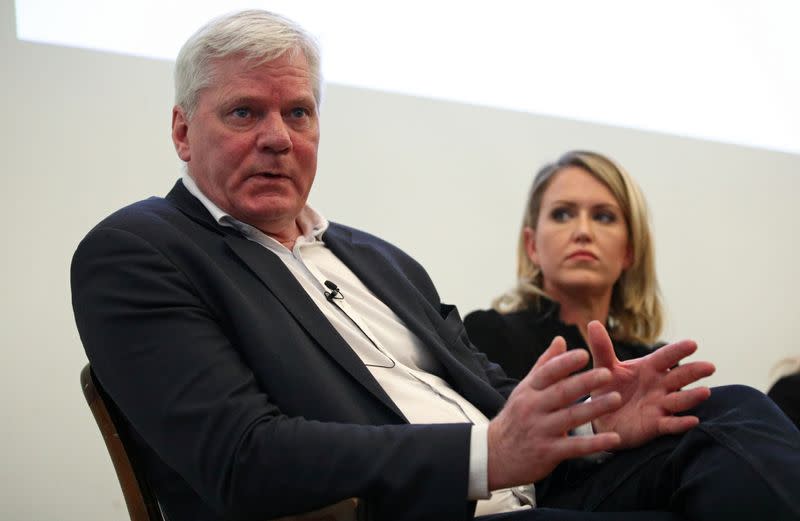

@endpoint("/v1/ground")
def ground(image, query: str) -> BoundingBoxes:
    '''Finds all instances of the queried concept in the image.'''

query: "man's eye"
[289,107,309,118]
[232,108,251,118]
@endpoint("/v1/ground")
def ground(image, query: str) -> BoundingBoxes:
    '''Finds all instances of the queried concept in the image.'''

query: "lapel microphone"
[322,279,394,368]
[324,280,343,302]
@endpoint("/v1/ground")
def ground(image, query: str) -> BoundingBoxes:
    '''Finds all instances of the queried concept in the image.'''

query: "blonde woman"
[465,150,663,379]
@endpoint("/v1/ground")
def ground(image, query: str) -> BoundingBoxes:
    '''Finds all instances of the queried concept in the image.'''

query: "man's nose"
[256,112,292,153]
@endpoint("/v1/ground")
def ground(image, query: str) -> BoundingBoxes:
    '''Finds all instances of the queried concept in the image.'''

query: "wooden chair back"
[80,363,164,521]
[80,363,365,521]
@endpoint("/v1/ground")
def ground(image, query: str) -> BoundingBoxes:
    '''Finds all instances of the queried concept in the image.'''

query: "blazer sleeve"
[72,224,475,521]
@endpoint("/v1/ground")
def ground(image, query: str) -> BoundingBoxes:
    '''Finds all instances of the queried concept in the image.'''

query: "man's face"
[172,51,320,242]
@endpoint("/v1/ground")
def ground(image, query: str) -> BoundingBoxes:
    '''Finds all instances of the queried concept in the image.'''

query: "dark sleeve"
[440,304,518,401]
[768,374,800,429]
[464,310,531,381]
[71,225,474,521]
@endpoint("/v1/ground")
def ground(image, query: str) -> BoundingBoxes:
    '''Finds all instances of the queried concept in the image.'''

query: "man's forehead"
[204,54,315,98]
[211,50,309,75]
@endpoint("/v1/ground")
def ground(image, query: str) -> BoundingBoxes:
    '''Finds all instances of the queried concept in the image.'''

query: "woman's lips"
[567,251,598,261]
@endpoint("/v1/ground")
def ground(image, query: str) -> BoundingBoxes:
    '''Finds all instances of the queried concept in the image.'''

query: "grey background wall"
[1,0,798,519]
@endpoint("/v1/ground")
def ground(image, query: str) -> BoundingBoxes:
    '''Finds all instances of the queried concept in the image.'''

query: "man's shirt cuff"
[468,424,491,500]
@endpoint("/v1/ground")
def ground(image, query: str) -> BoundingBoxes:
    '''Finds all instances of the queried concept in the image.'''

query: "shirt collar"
[181,173,329,246]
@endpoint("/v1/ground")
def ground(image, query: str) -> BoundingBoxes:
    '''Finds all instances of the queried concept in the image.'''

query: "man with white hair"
[71,9,800,521]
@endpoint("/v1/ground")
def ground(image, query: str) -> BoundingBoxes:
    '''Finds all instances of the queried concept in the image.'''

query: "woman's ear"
[523,226,539,267]
[623,244,634,270]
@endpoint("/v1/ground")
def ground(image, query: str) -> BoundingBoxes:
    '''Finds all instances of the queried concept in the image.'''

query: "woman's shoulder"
[464,307,558,348]
[464,306,563,380]
[464,309,505,340]
[464,307,538,331]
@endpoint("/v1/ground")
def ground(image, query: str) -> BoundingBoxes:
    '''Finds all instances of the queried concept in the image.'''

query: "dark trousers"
[479,385,800,521]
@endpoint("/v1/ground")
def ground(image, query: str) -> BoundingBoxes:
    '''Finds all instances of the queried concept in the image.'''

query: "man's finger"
[662,386,712,414]
[545,390,622,431]
[550,431,621,461]
[533,336,567,371]
[586,321,619,369]
[663,361,716,391]
[646,339,699,371]
[535,368,615,412]
[527,349,591,390]
[657,415,700,436]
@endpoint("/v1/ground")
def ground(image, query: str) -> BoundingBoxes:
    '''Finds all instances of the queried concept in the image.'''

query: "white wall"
[1,0,798,519]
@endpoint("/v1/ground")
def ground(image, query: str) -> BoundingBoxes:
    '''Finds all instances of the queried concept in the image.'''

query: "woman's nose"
[572,213,593,242]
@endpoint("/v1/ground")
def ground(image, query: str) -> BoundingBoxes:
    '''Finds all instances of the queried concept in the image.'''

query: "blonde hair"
[493,150,663,344]
[771,356,800,381]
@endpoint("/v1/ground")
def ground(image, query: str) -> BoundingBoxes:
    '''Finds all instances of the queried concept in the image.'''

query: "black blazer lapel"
[166,180,405,420]
[223,235,404,419]
[323,225,506,414]
[165,179,228,234]
[323,226,437,337]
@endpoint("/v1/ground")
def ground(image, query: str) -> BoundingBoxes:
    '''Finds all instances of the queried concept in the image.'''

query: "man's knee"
[693,384,799,437]
[699,384,768,412]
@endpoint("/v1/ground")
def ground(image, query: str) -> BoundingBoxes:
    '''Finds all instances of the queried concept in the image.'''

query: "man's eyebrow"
[221,96,259,107]
[286,95,317,107]
[221,95,317,108]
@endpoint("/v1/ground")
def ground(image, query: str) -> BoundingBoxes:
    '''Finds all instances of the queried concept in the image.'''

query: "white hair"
[174,9,322,119]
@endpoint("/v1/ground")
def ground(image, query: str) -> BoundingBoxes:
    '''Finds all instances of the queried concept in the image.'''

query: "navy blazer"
[71,180,516,521]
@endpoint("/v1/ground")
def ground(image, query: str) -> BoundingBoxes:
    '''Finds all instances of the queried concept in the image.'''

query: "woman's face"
[525,166,632,300]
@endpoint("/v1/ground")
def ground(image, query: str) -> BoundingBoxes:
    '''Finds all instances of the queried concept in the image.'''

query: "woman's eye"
[551,208,571,222]
[594,211,617,224]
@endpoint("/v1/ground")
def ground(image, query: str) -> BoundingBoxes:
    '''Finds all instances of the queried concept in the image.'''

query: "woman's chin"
[549,277,615,299]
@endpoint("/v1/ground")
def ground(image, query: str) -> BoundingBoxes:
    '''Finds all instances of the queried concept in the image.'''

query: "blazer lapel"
[324,226,436,339]
[230,235,409,419]
[324,225,504,404]
[166,180,501,417]
[165,181,404,419]
[166,180,228,234]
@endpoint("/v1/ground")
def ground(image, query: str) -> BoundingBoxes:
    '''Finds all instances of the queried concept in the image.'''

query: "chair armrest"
[269,498,364,521]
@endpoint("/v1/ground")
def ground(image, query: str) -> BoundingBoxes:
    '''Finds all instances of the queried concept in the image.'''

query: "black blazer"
[464,303,655,381]
[71,181,516,521]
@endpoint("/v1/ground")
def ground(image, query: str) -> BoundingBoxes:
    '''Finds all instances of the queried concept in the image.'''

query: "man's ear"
[523,227,540,266]
[172,106,191,162]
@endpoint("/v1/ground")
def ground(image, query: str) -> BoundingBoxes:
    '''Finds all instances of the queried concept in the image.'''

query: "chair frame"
[81,363,365,521]
[81,364,164,521]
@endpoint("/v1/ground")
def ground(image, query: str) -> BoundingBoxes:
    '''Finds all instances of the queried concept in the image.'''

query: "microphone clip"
[324,280,343,302]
